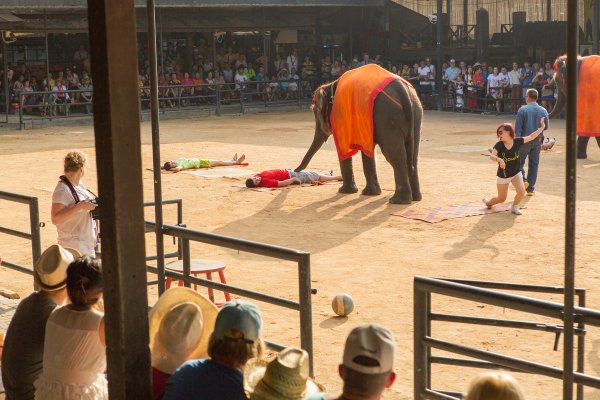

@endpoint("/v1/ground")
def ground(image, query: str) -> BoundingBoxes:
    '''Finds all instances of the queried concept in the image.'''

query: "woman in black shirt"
[483,117,546,215]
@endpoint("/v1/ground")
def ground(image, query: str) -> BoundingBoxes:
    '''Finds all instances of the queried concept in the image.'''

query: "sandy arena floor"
[1,110,600,399]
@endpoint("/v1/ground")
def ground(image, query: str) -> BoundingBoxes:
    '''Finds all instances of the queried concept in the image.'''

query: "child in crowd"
[483,118,545,215]
[465,372,525,400]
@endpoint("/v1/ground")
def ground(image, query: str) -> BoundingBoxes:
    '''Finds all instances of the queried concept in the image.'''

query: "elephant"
[295,67,423,204]
[550,55,600,159]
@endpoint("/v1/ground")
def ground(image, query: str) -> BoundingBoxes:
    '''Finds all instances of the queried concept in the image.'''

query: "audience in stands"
[308,324,396,400]
[34,256,107,399]
[163,300,265,400]
[51,151,99,257]
[2,245,80,400]
[2,38,559,116]
[465,372,525,400]
[149,288,218,400]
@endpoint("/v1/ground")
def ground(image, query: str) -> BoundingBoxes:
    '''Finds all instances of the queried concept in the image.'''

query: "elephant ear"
[553,55,567,83]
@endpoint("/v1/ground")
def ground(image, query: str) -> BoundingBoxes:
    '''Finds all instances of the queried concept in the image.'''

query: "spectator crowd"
[0,242,530,399]
[0,38,558,117]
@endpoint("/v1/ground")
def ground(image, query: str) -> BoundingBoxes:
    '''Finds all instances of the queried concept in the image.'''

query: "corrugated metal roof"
[1,0,386,10]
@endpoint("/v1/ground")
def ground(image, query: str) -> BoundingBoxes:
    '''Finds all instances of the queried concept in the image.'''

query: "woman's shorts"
[497,171,523,185]
[288,169,320,183]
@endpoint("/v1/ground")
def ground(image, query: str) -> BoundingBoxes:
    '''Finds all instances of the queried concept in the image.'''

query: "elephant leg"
[409,162,422,201]
[360,151,381,196]
[577,136,590,159]
[595,136,600,148]
[338,157,358,194]
[380,144,413,204]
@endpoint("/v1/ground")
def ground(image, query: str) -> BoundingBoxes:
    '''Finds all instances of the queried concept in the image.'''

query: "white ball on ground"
[331,293,354,317]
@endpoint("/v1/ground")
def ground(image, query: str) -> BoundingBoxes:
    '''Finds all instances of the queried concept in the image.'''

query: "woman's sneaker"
[482,198,492,209]
[511,206,522,215]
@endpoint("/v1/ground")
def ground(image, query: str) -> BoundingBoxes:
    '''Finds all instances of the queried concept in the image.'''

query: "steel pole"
[564,1,578,398]
[44,9,50,82]
[436,0,443,110]
[298,254,314,377]
[594,0,599,55]
[3,40,8,123]
[146,0,166,295]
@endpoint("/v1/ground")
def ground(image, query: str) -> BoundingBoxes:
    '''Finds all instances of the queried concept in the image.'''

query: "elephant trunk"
[548,92,565,119]
[295,133,326,172]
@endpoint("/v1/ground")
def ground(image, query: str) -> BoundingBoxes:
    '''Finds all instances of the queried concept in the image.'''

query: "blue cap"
[213,300,262,342]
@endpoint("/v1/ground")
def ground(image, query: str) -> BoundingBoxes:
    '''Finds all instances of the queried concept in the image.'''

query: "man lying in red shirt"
[245,169,341,188]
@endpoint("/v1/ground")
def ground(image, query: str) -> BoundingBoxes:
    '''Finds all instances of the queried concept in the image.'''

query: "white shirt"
[418,66,432,84]
[234,73,248,90]
[487,73,502,88]
[286,54,298,72]
[52,180,97,256]
[508,70,522,85]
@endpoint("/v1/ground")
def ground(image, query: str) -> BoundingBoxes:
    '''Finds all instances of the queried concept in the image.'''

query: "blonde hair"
[466,372,525,400]
[64,151,87,173]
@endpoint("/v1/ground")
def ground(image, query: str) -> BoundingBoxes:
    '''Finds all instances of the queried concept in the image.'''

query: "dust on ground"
[1,111,600,399]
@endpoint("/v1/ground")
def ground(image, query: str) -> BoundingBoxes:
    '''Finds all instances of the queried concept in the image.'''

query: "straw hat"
[149,287,218,374]
[34,244,81,291]
[244,347,325,400]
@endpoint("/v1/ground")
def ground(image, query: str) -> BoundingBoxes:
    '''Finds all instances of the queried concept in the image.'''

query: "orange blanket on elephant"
[330,64,398,160]
[578,55,600,137]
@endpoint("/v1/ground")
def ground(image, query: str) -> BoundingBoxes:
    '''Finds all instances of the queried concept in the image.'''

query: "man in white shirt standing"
[286,48,299,73]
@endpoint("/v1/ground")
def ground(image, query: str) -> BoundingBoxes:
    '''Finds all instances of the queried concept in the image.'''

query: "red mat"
[392,201,522,223]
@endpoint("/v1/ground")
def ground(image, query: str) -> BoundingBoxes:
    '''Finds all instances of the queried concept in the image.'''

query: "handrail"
[414,276,594,399]
[143,218,314,376]
[0,190,42,284]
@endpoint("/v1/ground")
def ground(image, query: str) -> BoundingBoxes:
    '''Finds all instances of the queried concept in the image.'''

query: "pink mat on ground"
[392,201,523,223]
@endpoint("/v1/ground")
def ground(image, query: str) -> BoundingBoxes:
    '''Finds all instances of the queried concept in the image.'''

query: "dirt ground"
[1,110,600,399]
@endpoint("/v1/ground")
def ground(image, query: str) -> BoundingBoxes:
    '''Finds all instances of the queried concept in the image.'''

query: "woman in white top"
[35,256,106,400]
[51,151,98,257]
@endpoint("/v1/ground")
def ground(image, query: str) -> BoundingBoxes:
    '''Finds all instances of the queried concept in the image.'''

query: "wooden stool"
[165,259,231,303]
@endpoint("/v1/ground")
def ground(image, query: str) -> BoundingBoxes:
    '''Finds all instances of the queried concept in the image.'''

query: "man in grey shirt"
[1,245,78,400]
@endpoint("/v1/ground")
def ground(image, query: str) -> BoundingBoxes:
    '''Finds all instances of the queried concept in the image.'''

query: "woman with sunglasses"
[483,117,545,215]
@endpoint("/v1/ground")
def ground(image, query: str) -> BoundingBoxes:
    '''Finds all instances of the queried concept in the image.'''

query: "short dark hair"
[526,88,539,100]
[66,256,103,307]
[342,366,392,397]
[245,178,255,188]
[163,161,173,171]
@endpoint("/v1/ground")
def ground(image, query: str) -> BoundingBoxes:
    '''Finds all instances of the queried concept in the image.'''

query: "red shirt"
[256,169,291,187]
[152,367,171,400]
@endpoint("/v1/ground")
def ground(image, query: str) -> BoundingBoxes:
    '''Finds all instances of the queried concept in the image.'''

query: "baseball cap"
[213,300,262,342]
[343,324,395,374]
[450,59,456,63]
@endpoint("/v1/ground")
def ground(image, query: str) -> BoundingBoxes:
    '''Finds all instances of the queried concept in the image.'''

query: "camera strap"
[59,175,97,202]
[60,175,81,203]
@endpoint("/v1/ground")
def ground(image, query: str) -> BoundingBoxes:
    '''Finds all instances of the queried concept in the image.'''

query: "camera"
[90,198,100,220]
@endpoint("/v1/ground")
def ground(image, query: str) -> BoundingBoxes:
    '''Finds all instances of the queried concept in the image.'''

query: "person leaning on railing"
[51,78,70,116]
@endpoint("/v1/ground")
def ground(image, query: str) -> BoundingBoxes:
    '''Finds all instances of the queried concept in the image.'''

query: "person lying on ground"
[245,169,342,188]
[483,117,545,215]
[162,154,246,172]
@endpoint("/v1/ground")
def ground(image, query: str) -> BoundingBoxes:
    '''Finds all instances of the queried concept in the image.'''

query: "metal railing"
[0,191,42,280]
[14,79,317,128]
[414,276,600,399]
[415,82,557,114]
[143,218,315,376]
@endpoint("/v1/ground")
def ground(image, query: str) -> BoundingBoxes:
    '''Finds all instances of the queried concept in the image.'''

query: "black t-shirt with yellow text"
[493,137,524,178]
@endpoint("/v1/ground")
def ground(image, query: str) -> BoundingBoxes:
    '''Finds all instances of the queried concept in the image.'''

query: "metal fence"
[14,79,316,129]
[416,82,557,114]
[0,191,42,280]
[414,276,600,399]
[144,203,315,376]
